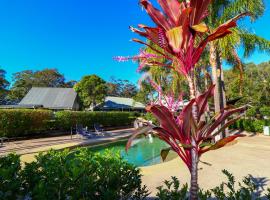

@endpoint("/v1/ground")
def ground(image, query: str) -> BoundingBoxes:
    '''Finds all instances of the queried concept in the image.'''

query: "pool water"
[90,137,170,167]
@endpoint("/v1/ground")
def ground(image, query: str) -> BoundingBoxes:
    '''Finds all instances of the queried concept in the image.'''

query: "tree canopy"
[74,75,107,109]
[106,77,138,98]
[224,61,270,107]
[8,69,75,101]
[0,68,9,103]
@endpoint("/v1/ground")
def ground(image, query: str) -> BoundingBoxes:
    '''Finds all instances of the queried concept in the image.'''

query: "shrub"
[0,149,149,200]
[156,170,270,200]
[230,118,270,133]
[55,111,136,130]
[0,154,22,200]
[246,107,258,118]
[0,109,53,137]
[0,109,137,138]
[260,107,270,117]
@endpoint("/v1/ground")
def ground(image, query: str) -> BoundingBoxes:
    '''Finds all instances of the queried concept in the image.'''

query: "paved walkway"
[0,128,134,162]
[141,133,270,196]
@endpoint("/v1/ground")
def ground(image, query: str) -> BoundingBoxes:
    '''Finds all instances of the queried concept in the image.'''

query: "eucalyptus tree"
[207,0,270,115]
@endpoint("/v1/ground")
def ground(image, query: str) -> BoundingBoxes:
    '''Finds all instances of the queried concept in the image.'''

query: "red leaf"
[126,125,154,152]
[147,105,185,141]
[140,0,171,30]
[199,134,245,154]
[157,0,182,26]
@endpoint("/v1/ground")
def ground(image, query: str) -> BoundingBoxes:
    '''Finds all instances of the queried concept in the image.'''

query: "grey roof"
[19,87,77,110]
[96,96,145,110]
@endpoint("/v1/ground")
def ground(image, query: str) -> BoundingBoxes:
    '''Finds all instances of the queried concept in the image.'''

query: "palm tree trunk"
[231,49,244,96]
[210,42,227,138]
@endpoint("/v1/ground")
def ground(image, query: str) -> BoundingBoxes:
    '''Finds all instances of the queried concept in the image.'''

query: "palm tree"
[207,0,270,117]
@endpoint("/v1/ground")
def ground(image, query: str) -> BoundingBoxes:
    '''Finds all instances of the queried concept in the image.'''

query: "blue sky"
[0,0,269,85]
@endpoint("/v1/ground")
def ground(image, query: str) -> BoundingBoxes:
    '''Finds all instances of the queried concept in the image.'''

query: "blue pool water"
[90,137,170,167]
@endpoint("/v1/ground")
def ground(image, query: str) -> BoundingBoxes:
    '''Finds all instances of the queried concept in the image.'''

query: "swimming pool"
[89,136,172,167]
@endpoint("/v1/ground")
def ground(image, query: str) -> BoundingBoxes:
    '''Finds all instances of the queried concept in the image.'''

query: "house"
[0,87,80,111]
[94,96,145,112]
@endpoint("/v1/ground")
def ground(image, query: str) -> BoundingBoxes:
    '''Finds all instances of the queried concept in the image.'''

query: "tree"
[0,68,10,103]
[74,75,107,109]
[207,0,270,116]
[8,69,71,101]
[106,78,138,98]
[224,61,270,107]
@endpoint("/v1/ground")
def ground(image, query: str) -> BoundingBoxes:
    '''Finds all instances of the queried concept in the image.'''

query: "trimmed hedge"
[55,111,137,130]
[0,109,53,137]
[0,109,137,137]
[230,118,270,133]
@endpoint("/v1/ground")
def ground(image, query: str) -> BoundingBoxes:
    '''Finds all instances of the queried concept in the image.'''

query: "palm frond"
[220,0,265,22]
[240,32,270,57]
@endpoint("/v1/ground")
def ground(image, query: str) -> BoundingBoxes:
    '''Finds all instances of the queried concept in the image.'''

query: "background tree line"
[0,68,139,109]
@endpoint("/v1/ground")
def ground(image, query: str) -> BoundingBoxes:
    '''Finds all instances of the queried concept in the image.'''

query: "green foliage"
[0,68,9,99]
[55,111,136,130]
[0,149,149,200]
[74,74,107,108]
[230,118,269,133]
[156,170,270,200]
[224,62,270,107]
[8,69,72,101]
[0,154,22,200]
[0,109,136,138]
[0,109,53,137]
[259,107,270,117]
[246,107,258,118]
[156,176,188,200]
[107,78,138,98]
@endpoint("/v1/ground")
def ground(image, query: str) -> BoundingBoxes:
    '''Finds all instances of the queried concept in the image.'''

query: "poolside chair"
[94,123,105,136]
[76,124,94,138]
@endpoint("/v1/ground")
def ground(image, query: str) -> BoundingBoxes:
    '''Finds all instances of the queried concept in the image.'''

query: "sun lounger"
[94,123,105,136]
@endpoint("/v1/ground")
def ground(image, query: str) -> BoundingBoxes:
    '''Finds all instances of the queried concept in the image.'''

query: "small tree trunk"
[189,138,199,200]
[187,73,199,200]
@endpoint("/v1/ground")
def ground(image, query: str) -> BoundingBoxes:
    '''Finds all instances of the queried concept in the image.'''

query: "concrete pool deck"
[0,128,134,162]
[141,133,270,196]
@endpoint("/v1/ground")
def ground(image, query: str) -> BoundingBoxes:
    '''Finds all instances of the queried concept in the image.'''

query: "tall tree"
[8,68,70,101]
[0,68,10,103]
[74,75,107,109]
[106,77,138,98]
[207,0,270,115]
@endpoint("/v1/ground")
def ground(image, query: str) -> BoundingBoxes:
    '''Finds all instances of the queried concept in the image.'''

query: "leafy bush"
[156,170,270,200]
[230,118,269,133]
[55,111,137,130]
[260,107,270,117]
[0,154,22,200]
[0,149,149,200]
[0,109,53,137]
[246,107,258,118]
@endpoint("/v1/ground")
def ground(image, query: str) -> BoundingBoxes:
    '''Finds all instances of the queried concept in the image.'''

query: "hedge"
[230,118,270,133]
[0,109,137,137]
[55,111,137,130]
[0,109,53,137]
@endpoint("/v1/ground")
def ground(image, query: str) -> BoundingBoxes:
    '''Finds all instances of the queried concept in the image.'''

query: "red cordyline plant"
[116,0,249,199]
